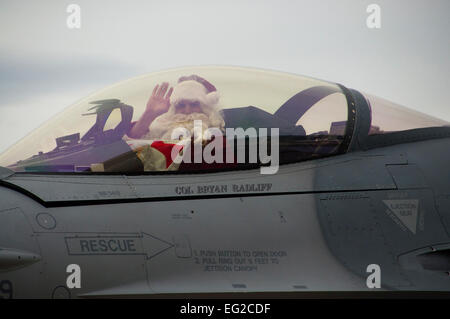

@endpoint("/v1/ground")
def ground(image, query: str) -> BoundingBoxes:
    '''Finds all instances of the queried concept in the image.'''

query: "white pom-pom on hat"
[205,90,219,106]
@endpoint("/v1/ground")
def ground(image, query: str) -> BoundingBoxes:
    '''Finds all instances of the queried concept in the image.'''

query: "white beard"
[145,111,224,143]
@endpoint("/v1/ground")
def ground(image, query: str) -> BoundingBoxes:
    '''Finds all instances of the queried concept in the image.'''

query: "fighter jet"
[0,66,449,298]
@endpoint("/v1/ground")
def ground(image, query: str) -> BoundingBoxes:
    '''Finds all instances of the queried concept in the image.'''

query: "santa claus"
[128,74,224,141]
[126,75,232,171]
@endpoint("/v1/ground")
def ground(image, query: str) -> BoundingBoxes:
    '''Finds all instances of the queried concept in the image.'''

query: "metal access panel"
[317,192,412,289]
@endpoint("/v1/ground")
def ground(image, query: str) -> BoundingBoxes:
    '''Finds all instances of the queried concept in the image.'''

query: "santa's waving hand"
[128,82,174,139]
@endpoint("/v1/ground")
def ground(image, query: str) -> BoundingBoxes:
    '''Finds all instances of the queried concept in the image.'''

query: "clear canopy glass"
[0,66,350,173]
[364,93,449,135]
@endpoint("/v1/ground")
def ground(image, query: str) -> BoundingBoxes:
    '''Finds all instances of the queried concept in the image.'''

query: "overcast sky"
[0,0,449,154]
